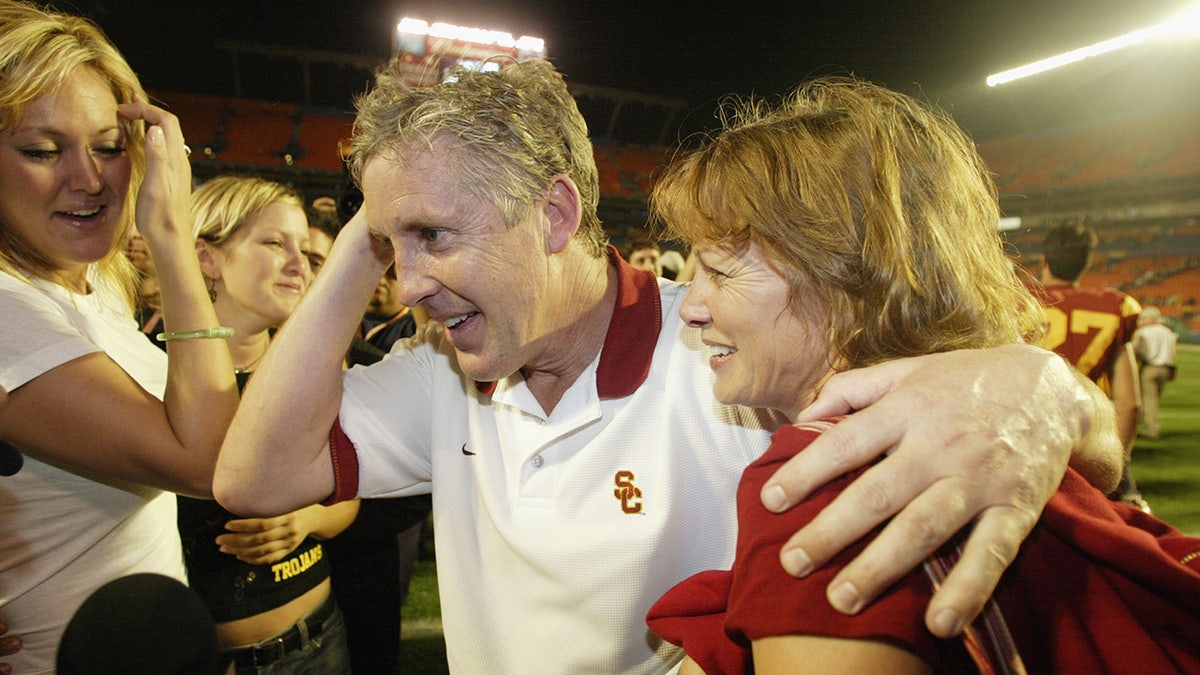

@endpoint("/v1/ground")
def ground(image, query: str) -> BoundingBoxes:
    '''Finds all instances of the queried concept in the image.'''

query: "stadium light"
[986,3,1200,86]
[998,216,1022,231]
[395,18,545,59]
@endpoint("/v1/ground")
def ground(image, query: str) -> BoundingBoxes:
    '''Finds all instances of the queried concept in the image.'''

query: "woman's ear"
[195,239,220,280]
[543,175,581,255]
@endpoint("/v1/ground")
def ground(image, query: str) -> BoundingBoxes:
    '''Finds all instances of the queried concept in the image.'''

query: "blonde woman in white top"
[0,2,237,671]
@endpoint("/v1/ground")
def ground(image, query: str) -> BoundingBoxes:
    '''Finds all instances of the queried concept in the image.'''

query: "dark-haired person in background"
[627,238,663,276]
[1030,220,1147,512]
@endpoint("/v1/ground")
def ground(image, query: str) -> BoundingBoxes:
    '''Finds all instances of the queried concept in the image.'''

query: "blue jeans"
[226,602,352,675]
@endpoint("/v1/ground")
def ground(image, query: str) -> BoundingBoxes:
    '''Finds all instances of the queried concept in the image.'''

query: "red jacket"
[648,422,1200,674]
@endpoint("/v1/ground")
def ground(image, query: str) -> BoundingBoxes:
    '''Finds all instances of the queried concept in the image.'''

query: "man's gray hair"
[350,59,608,257]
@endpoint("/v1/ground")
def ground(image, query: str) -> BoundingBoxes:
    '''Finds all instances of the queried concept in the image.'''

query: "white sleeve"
[0,273,101,392]
[339,323,445,498]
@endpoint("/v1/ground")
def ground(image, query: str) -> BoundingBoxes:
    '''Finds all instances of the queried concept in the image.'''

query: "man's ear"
[195,239,220,280]
[543,174,581,255]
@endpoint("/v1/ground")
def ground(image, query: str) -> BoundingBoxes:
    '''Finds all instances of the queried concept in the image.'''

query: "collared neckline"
[476,245,662,399]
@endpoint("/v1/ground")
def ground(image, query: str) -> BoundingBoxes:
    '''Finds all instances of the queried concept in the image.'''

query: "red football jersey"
[1028,283,1141,391]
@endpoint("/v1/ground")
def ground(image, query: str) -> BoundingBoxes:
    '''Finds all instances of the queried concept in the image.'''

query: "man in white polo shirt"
[216,60,1122,673]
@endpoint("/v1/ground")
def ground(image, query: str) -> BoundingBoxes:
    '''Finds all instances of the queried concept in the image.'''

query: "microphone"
[0,440,22,476]
[57,573,220,674]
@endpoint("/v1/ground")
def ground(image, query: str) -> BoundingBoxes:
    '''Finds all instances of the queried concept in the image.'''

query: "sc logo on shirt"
[613,470,643,514]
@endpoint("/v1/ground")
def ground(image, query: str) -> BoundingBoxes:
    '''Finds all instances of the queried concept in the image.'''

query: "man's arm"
[759,344,1122,638]
[213,209,389,516]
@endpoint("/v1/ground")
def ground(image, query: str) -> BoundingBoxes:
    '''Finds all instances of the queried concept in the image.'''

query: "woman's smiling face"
[0,66,132,285]
[206,201,312,331]
[680,241,833,421]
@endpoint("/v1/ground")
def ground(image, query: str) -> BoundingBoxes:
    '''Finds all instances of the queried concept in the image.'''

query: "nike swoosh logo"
[461,443,476,456]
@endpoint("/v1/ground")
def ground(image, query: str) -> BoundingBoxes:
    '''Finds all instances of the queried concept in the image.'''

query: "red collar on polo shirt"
[474,244,661,398]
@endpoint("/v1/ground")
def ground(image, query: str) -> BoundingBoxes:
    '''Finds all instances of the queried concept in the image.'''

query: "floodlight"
[394,17,545,60]
[987,3,1200,86]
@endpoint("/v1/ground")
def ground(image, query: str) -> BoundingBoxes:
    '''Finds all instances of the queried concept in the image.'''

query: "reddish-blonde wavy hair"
[653,77,1043,368]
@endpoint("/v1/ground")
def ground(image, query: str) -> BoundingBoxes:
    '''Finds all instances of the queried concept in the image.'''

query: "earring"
[205,276,217,303]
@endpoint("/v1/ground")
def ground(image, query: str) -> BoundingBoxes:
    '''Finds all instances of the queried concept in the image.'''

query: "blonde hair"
[653,77,1043,368]
[191,175,303,244]
[0,0,146,302]
[350,59,607,257]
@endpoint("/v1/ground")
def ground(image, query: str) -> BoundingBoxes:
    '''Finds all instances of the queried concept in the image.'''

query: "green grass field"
[399,560,447,673]
[398,345,1200,668]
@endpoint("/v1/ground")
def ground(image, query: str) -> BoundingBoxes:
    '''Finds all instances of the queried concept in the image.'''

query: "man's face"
[361,136,555,382]
[306,227,334,274]
[629,247,661,276]
[366,270,404,318]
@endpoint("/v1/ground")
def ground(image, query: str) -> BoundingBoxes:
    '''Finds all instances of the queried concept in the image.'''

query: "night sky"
[66,0,1200,142]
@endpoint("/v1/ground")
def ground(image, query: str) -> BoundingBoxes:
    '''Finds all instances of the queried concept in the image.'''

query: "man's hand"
[760,344,1118,637]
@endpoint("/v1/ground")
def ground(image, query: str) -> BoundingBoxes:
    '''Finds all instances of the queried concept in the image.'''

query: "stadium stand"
[149,83,1200,339]
[979,105,1200,193]
[152,92,227,160]
[293,113,355,172]
[209,100,299,166]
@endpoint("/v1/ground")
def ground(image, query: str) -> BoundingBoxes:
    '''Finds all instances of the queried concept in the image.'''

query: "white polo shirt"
[335,251,780,674]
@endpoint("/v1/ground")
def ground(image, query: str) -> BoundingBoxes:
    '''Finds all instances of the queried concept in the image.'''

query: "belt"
[225,594,336,669]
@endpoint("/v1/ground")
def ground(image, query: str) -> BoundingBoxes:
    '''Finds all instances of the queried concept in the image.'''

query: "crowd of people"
[0,1,1194,674]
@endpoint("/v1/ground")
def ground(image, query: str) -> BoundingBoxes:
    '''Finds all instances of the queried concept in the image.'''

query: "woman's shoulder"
[0,268,57,307]
[0,270,83,348]
[751,418,843,471]
[0,267,123,318]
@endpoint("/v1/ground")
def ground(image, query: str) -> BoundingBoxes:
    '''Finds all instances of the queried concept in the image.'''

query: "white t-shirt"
[1133,323,1177,367]
[335,256,780,674]
[0,269,185,675]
